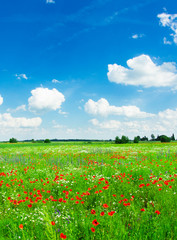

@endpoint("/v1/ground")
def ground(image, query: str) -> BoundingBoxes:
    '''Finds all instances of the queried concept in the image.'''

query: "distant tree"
[9,138,17,143]
[160,135,171,143]
[121,135,129,144]
[171,134,175,141]
[133,136,139,143]
[115,136,121,144]
[141,136,148,141]
[31,139,36,143]
[44,139,51,143]
[137,136,141,141]
[115,135,129,144]
[151,134,155,141]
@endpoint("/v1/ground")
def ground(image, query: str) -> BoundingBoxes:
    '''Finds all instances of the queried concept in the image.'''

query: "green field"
[0,142,176,240]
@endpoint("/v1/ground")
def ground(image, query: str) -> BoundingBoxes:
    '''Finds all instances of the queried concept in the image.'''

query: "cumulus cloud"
[158,12,177,44]
[85,98,154,118]
[90,118,147,133]
[0,113,42,128]
[0,95,3,105]
[28,87,65,114]
[158,108,177,121]
[7,105,26,113]
[89,106,177,137]
[15,74,28,80]
[90,118,121,129]
[107,54,177,88]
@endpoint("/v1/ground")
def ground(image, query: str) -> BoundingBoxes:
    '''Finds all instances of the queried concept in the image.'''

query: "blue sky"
[0,0,177,140]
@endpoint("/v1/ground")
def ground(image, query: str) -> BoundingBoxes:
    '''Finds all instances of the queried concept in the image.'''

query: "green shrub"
[121,135,129,144]
[9,138,17,143]
[133,136,139,143]
[160,135,171,142]
[115,135,129,144]
[44,139,51,143]
[115,136,121,144]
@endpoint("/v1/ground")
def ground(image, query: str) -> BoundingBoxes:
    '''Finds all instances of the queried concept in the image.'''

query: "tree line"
[9,138,51,143]
[7,134,176,144]
[115,134,175,144]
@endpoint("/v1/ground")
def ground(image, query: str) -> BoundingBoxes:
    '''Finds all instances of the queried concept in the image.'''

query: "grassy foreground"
[0,141,176,240]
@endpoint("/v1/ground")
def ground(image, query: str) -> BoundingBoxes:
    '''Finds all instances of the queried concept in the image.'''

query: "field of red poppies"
[0,142,176,239]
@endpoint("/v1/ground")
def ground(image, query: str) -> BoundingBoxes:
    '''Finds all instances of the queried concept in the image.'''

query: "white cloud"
[158,108,177,121]
[157,12,177,44]
[0,95,3,105]
[163,37,172,45]
[107,54,177,88]
[28,87,65,114]
[58,109,68,116]
[0,113,42,128]
[131,34,144,39]
[89,106,177,138]
[90,118,121,129]
[90,119,143,133]
[46,0,55,4]
[7,105,26,113]
[15,74,28,80]
[52,79,62,83]
[85,98,154,118]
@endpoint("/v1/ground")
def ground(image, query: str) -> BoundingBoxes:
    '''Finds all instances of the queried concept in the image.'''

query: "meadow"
[0,141,176,240]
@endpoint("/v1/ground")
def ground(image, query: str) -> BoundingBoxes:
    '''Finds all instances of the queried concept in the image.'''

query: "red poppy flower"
[19,224,23,229]
[92,219,99,226]
[108,211,115,216]
[51,221,55,225]
[60,233,67,239]
[28,204,32,208]
[103,203,109,208]
[155,210,161,215]
[100,212,105,216]
[91,209,96,215]
[140,208,145,212]
[91,227,95,232]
